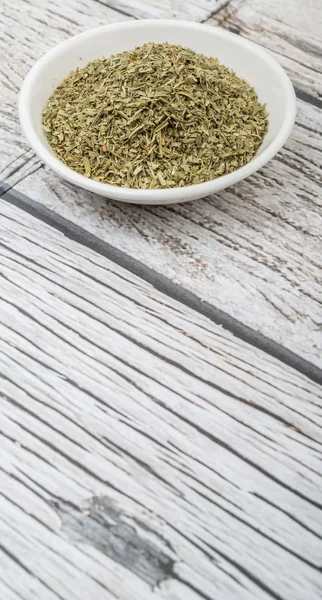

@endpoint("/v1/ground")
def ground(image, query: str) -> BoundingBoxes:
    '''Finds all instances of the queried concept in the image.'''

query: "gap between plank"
[91,0,137,20]
[1,185,322,386]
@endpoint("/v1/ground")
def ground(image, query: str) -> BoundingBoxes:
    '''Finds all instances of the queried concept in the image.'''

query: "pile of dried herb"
[42,42,268,189]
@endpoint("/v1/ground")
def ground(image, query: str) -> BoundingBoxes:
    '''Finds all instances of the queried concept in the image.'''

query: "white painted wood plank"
[1,0,322,367]
[209,0,322,100]
[0,0,132,109]
[4,105,322,367]
[0,199,322,599]
[98,0,227,21]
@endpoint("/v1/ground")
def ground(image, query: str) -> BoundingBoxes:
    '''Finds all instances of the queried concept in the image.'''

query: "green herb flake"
[42,42,268,189]
[83,156,91,177]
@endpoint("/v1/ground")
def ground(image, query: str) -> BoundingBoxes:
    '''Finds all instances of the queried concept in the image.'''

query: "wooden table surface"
[1,1,322,598]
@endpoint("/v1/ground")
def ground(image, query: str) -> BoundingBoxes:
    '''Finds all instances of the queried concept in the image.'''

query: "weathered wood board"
[98,0,227,21]
[1,0,322,368]
[0,198,322,600]
[209,0,322,100]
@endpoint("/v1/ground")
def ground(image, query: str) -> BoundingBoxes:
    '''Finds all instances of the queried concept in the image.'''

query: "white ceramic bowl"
[19,20,296,205]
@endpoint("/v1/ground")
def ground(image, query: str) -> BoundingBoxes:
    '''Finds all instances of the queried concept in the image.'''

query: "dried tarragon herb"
[42,42,268,189]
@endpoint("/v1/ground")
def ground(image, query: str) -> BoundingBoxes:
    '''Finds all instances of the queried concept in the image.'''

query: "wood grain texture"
[1,198,322,600]
[209,0,322,100]
[97,0,227,21]
[1,0,322,367]
[0,0,132,107]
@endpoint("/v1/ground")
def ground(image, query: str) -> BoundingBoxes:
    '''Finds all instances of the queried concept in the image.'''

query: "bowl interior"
[21,20,294,203]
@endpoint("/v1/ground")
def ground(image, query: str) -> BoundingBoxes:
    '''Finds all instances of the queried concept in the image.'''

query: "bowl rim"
[19,19,296,202]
